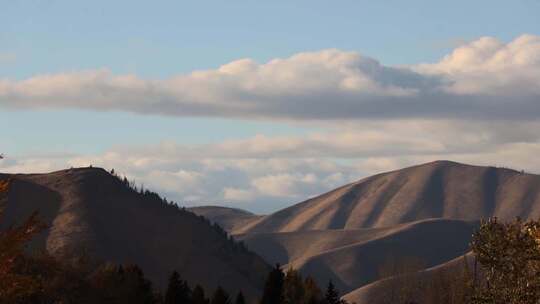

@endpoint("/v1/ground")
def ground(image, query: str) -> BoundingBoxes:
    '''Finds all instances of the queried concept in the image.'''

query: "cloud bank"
[2,34,540,213]
[1,35,540,121]
[3,120,540,213]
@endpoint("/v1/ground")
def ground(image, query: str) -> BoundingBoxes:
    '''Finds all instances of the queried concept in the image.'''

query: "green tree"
[211,286,231,304]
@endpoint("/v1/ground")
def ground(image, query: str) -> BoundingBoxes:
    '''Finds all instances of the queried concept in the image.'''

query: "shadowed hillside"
[237,218,477,295]
[235,161,540,234]
[342,252,476,304]
[193,161,540,303]
[0,167,271,298]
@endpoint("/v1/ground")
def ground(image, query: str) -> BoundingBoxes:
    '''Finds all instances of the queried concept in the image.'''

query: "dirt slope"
[342,252,476,304]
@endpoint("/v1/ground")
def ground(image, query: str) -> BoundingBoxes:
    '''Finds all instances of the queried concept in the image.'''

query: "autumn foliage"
[0,180,46,303]
[470,217,540,304]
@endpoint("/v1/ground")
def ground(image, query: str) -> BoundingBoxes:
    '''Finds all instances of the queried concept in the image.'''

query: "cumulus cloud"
[417,34,540,96]
[251,173,319,198]
[1,35,539,120]
[3,34,540,213]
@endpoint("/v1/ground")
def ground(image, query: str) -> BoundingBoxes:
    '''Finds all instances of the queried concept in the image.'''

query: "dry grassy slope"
[342,252,476,304]
[0,168,270,298]
[238,218,477,296]
[235,161,540,234]
[188,206,262,233]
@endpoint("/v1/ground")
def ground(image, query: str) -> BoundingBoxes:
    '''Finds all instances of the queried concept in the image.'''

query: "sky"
[1,1,540,213]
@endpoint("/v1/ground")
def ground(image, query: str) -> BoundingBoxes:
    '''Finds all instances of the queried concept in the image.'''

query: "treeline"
[108,168,249,253]
[163,265,352,304]
[259,265,351,304]
[0,218,348,304]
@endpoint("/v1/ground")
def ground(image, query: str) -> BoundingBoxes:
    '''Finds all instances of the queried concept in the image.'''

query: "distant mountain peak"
[233,161,540,234]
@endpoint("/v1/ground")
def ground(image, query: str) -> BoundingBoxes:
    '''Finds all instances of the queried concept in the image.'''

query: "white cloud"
[1,35,539,120]
[146,170,204,194]
[3,34,540,213]
[223,187,255,202]
[251,173,319,197]
[4,118,540,213]
[0,157,61,173]
[417,34,540,95]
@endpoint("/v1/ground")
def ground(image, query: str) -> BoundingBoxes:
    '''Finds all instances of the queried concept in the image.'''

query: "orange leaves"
[0,179,47,303]
[471,218,540,304]
[0,180,8,194]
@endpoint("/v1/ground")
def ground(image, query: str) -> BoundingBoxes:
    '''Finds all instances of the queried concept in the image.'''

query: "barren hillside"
[0,168,270,298]
[342,252,476,304]
[238,218,477,295]
[235,161,540,234]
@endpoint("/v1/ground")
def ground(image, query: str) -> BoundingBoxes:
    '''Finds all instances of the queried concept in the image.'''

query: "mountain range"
[190,160,540,303]
[3,160,540,303]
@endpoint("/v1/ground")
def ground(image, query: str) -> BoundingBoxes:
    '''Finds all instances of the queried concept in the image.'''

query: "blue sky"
[1,1,540,212]
[2,0,539,78]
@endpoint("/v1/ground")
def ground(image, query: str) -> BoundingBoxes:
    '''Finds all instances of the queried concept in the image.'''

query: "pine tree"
[303,276,323,304]
[211,286,231,304]
[234,291,246,304]
[165,271,191,304]
[122,265,156,304]
[324,281,340,304]
[92,264,156,304]
[260,264,285,304]
[192,285,209,304]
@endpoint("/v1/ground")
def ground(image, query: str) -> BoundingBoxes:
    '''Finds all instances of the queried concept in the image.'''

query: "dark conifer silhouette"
[260,264,285,304]
[324,281,340,304]
[234,291,246,304]
[165,271,191,304]
[304,276,323,304]
[192,285,210,304]
[210,286,231,304]
[89,264,156,304]
[123,265,156,304]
